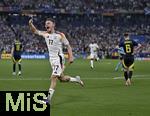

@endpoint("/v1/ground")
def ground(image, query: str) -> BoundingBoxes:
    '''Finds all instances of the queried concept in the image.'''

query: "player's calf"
[90,59,94,69]
[45,75,58,105]
[12,63,16,75]
[58,75,70,82]
[59,75,84,87]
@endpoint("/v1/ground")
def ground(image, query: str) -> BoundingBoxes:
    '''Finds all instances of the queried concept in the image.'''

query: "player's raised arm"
[28,19,46,37]
[29,19,37,33]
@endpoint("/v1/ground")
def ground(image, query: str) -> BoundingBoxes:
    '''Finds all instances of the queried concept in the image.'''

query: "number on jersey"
[125,44,131,53]
[49,40,53,45]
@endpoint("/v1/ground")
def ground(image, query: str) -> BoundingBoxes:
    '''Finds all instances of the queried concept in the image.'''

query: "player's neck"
[125,37,129,40]
[47,29,55,34]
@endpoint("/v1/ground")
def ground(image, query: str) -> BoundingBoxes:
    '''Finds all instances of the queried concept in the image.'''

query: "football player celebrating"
[29,18,84,105]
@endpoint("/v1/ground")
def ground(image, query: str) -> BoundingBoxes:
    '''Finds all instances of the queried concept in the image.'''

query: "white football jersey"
[89,43,99,54]
[43,32,69,58]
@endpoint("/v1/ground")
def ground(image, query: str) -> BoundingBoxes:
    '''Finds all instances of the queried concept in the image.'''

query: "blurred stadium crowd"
[1,0,150,12]
[0,0,150,58]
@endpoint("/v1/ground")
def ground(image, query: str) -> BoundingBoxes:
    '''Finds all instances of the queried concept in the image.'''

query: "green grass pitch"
[0,59,150,116]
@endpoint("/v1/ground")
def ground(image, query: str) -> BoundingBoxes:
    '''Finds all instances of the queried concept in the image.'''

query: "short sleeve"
[60,33,69,45]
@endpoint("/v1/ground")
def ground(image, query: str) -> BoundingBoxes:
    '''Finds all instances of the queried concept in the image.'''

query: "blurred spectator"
[0,0,150,58]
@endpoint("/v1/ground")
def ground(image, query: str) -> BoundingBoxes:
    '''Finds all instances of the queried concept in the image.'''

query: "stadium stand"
[0,0,150,59]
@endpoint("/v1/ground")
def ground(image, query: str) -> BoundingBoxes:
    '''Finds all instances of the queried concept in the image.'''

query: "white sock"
[90,60,94,68]
[48,88,55,100]
[70,77,78,82]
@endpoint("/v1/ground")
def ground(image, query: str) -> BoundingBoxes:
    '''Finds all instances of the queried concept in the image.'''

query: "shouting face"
[45,20,55,33]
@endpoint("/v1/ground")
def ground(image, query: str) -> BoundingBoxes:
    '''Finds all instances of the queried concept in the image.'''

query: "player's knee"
[58,73,64,82]
[58,76,64,82]
[129,68,134,71]
[59,78,64,82]
[50,75,59,80]
[58,76,69,82]
[123,68,127,72]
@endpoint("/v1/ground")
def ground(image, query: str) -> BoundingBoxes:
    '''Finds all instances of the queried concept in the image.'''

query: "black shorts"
[12,54,22,63]
[123,55,134,68]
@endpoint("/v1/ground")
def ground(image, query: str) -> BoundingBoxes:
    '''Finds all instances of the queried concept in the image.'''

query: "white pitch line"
[0,78,49,81]
[113,74,150,80]
[0,78,109,81]
[0,75,149,81]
